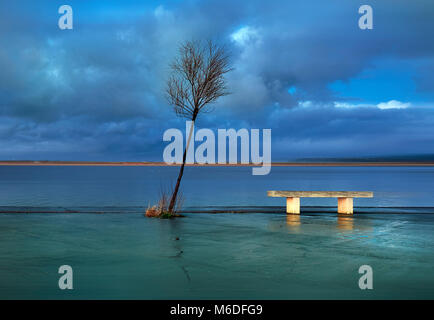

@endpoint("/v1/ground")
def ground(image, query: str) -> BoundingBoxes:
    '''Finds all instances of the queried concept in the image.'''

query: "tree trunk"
[168,119,195,213]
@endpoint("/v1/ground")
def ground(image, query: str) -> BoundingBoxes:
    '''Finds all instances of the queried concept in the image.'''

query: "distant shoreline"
[1,161,434,167]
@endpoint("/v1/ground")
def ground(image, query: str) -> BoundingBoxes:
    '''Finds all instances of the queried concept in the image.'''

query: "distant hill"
[296,154,434,163]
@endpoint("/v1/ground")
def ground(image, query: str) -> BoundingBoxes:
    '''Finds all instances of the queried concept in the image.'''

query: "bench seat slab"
[268,191,373,198]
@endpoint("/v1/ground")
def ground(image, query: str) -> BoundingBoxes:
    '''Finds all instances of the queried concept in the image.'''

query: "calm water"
[0,166,434,299]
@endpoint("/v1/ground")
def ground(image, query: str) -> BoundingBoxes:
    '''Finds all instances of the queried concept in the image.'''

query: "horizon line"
[1,160,434,167]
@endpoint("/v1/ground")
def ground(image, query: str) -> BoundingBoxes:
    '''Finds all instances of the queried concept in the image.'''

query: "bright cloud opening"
[377,100,411,110]
[230,26,260,46]
[334,100,411,110]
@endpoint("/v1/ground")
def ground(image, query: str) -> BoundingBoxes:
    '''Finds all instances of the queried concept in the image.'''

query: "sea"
[0,165,433,299]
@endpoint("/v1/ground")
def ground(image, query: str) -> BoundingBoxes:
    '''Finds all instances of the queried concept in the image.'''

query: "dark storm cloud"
[0,0,433,160]
[266,104,434,159]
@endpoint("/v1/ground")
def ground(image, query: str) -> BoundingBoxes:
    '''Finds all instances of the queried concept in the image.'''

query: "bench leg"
[286,197,300,214]
[338,197,353,214]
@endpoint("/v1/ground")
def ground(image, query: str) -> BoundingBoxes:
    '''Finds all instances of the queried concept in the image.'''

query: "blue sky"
[0,0,433,161]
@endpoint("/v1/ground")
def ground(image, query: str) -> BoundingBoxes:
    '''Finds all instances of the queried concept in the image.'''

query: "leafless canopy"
[166,40,232,120]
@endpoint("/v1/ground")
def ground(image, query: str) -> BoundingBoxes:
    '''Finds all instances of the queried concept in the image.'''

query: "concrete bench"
[267,191,374,214]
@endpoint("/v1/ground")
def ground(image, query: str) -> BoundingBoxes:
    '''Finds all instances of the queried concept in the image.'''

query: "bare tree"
[166,40,232,213]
